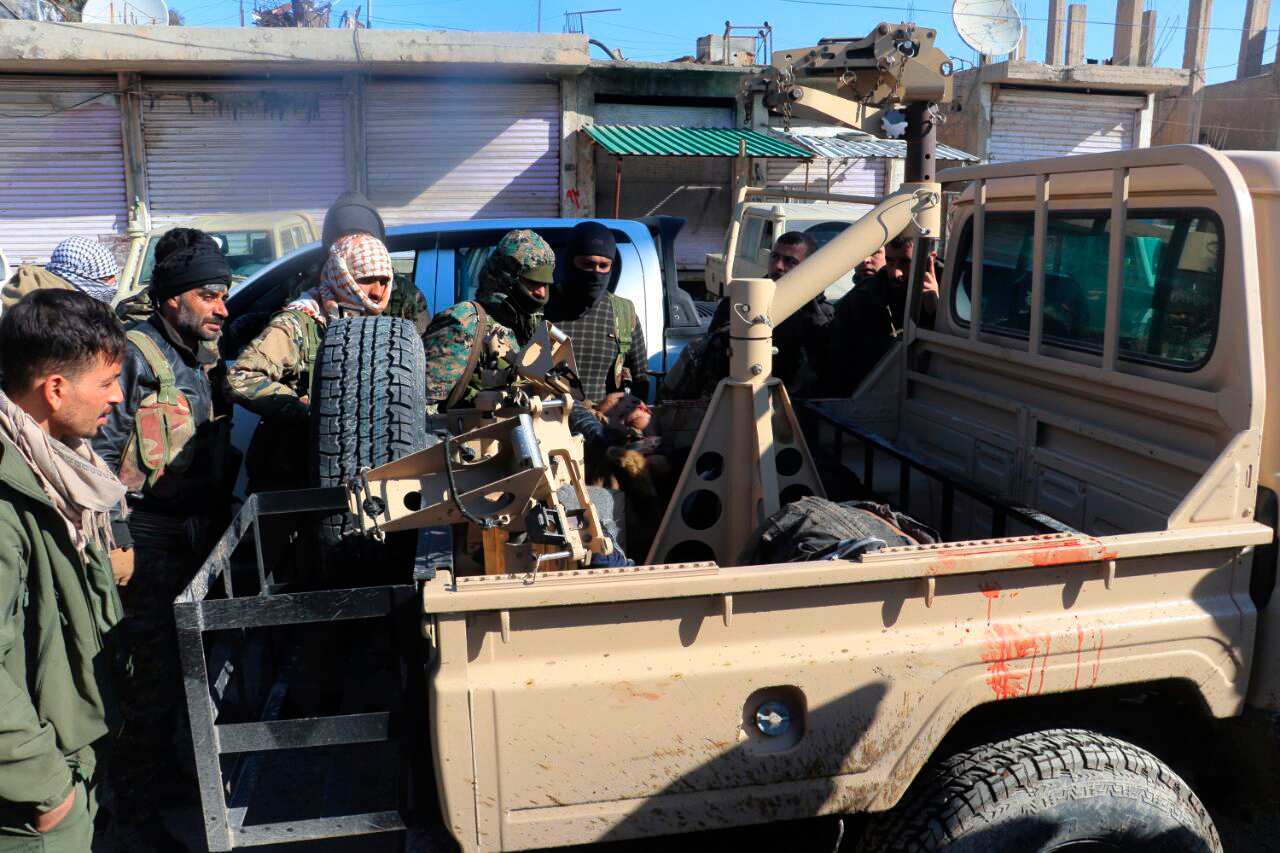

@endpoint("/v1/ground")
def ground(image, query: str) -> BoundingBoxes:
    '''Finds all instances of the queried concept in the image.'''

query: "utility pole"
[366,0,371,28]
[537,0,541,32]
[239,0,244,25]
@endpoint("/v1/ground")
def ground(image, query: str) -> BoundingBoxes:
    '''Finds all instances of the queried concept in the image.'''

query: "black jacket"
[93,315,225,543]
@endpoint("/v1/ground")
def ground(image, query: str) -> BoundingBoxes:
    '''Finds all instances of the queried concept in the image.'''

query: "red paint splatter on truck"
[1074,624,1085,689]
[979,582,1001,623]
[1090,628,1105,687]
[982,624,1043,699]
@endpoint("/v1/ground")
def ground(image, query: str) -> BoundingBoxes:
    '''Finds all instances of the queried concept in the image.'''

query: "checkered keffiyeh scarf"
[45,236,119,303]
[286,233,394,323]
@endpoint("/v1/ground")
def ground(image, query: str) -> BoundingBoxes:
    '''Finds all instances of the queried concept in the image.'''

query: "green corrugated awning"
[585,125,812,158]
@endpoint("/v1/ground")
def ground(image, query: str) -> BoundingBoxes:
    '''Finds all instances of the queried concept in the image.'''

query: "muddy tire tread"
[860,727,1220,853]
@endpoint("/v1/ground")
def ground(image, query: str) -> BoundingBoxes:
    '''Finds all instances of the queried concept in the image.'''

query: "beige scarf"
[0,392,126,555]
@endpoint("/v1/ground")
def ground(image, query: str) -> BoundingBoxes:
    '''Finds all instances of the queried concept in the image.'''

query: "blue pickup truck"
[225,215,702,380]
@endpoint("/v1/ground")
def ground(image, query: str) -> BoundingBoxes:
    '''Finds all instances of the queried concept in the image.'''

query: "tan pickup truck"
[174,23,1275,853]
[421,144,1273,852]
[178,142,1277,853]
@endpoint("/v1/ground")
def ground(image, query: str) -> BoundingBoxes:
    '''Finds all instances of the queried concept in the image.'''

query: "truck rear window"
[951,209,1222,370]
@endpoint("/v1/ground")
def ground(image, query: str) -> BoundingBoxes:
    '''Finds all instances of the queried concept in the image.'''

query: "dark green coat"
[0,434,121,812]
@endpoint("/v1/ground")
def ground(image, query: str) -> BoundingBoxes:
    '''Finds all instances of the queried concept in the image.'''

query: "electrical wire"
[0,92,111,119]
[782,0,1280,33]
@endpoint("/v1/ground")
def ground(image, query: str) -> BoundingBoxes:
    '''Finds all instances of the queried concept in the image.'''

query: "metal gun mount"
[750,23,953,135]
[647,23,950,568]
[346,323,608,578]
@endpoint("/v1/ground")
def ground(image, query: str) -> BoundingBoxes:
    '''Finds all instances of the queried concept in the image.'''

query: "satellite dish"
[951,0,1023,56]
[81,0,169,25]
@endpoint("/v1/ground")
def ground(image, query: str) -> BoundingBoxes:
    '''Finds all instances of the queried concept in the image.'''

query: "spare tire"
[312,316,427,579]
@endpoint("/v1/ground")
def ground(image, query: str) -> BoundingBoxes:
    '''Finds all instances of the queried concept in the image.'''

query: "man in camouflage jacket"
[423,229,556,410]
[226,233,392,491]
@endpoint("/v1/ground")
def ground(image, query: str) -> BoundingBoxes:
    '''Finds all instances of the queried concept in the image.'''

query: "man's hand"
[921,252,940,312]
[110,548,135,586]
[35,787,75,833]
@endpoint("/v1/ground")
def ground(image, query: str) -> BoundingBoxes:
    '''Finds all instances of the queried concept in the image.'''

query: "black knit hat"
[150,233,231,301]
[567,220,617,260]
[323,191,386,251]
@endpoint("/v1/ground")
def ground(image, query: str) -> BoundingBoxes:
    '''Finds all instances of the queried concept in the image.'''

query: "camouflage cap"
[494,229,556,285]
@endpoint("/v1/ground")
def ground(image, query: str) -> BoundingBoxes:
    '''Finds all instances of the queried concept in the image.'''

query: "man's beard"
[175,300,223,342]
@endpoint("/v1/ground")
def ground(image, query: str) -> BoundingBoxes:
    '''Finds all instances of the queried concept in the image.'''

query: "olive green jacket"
[1,265,73,311]
[0,434,122,812]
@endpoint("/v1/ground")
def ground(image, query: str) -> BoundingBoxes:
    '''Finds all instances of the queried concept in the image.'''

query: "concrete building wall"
[939,62,1188,162]
[1174,69,1280,149]
[0,26,764,262]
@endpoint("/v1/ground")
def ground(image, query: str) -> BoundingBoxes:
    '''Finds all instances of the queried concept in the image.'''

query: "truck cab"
[122,210,319,299]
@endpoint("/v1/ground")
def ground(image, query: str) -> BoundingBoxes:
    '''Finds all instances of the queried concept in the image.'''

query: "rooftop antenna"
[563,6,620,34]
[723,20,773,64]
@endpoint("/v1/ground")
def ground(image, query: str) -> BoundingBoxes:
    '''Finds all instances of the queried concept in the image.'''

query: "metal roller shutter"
[142,81,347,227]
[0,78,127,264]
[766,156,883,204]
[367,81,560,225]
[990,90,1142,163]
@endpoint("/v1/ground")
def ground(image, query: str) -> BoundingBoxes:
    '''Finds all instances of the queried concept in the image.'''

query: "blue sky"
[172,0,1265,86]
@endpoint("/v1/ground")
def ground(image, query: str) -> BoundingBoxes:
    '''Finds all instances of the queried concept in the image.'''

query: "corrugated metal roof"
[771,129,979,162]
[585,125,811,158]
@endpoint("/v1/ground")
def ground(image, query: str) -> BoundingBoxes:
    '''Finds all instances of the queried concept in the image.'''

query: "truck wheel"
[312,316,427,578]
[861,728,1221,853]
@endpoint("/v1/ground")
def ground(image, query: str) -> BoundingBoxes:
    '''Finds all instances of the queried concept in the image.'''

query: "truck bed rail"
[799,401,1078,540]
[175,489,443,851]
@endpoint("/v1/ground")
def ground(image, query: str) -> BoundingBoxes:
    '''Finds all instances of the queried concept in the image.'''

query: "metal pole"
[904,101,940,326]
[239,0,244,25]
[613,157,622,218]
[537,0,542,31]
[904,101,936,183]
[366,0,371,28]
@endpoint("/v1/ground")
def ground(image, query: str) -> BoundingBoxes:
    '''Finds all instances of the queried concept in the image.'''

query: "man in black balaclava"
[547,221,648,402]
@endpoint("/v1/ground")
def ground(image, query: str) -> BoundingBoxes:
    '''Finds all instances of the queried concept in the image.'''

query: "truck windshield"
[139,229,275,285]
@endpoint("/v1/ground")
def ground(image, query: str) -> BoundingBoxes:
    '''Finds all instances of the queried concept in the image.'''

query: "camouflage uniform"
[225,309,323,491]
[423,229,555,410]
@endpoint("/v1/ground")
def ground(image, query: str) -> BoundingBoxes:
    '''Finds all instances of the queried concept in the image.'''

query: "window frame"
[948,206,1225,373]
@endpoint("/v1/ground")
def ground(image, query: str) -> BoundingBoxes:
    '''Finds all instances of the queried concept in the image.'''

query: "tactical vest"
[117,330,199,494]
[607,293,636,391]
[285,308,324,399]
[445,302,524,411]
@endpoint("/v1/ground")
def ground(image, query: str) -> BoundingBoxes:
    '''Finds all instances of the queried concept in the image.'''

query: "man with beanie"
[91,227,232,844]
[322,190,386,250]
[546,221,648,403]
[423,228,557,410]
[0,290,127,852]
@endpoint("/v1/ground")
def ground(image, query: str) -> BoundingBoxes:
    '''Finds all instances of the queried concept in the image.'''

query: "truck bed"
[420,393,1268,851]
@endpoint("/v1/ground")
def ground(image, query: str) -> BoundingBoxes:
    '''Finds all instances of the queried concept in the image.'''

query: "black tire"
[861,728,1221,853]
[312,316,427,579]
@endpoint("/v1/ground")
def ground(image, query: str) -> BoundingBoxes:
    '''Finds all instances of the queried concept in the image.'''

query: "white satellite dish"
[81,0,169,25]
[951,0,1023,56]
